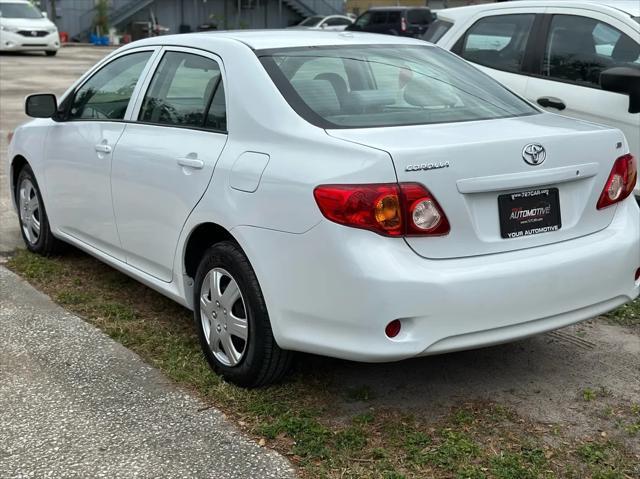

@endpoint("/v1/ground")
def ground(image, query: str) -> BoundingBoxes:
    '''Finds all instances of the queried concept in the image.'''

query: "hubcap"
[200,268,249,367]
[18,178,41,245]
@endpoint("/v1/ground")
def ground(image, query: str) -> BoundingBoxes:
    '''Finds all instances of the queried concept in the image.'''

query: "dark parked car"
[346,7,434,37]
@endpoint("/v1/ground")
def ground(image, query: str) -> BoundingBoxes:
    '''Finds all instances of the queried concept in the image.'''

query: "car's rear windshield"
[259,45,537,129]
[423,19,453,43]
[0,2,43,19]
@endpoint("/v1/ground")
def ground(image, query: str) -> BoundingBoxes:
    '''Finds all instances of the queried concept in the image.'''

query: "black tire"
[15,164,64,256]
[45,50,57,57]
[193,241,293,388]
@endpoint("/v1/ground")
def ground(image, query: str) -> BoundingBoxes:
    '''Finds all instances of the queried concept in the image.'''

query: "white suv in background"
[428,0,640,197]
[0,0,60,56]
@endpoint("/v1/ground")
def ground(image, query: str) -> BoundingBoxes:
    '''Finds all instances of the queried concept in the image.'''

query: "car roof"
[0,0,32,3]
[135,30,428,50]
[438,0,640,21]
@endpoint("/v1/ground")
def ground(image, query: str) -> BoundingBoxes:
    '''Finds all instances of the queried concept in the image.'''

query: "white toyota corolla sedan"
[8,31,640,387]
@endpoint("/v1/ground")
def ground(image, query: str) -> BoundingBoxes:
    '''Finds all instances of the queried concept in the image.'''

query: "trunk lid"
[327,113,625,259]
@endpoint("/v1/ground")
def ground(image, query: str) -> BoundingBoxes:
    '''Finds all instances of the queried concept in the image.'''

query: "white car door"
[43,49,157,259]
[111,47,228,282]
[524,9,640,184]
[440,7,547,97]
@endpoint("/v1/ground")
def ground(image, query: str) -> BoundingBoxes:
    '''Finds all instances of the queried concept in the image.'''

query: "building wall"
[125,0,304,31]
[40,0,319,38]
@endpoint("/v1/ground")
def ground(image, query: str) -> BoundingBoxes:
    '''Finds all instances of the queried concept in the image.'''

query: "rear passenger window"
[139,51,226,131]
[543,15,640,87]
[206,81,226,131]
[372,12,387,25]
[460,14,535,73]
[407,10,432,25]
[387,12,400,24]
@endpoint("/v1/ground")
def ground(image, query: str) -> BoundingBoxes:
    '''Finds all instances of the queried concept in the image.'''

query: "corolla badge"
[522,143,546,166]
[405,161,450,172]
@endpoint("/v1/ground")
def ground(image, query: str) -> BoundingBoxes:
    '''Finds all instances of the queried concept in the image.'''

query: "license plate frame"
[498,188,562,239]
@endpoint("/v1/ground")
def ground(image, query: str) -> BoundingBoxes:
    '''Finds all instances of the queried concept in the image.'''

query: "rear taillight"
[400,183,450,235]
[597,154,637,210]
[401,17,407,32]
[313,183,450,237]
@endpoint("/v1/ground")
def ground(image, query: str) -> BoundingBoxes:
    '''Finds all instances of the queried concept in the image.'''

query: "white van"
[0,0,60,56]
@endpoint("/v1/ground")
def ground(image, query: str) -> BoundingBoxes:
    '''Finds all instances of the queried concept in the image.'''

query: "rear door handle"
[177,157,204,169]
[94,143,112,154]
[537,97,566,111]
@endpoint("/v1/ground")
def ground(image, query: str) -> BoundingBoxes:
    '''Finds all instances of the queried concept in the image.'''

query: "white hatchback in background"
[428,0,640,197]
[0,0,60,55]
[7,31,640,388]
[289,14,353,31]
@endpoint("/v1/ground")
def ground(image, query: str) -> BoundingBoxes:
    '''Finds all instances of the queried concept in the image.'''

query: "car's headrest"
[403,80,458,108]
[291,79,341,116]
[349,89,396,111]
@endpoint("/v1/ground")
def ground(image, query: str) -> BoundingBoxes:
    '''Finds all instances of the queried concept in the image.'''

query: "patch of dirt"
[321,320,640,454]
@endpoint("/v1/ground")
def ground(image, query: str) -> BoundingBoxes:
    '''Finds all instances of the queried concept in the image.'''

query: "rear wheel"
[15,165,63,255]
[193,241,293,388]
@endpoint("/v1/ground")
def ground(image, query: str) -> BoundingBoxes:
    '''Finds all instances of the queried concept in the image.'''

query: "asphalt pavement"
[0,266,294,478]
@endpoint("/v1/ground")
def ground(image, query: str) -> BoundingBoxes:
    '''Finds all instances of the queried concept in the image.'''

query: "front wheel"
[193,241,293,388]
[15,165,63,255]
[45,50,57,57]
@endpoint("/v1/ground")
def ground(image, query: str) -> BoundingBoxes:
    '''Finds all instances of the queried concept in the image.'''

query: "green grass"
[7,249,640,479]
[605,297,640,328]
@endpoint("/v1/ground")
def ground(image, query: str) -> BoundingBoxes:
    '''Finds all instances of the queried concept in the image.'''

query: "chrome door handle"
[177,157,204,169]
[95,143,112,154]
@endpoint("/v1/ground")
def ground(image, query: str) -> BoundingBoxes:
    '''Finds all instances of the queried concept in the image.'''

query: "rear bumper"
[0,31,60,51]
[236,197,640,362]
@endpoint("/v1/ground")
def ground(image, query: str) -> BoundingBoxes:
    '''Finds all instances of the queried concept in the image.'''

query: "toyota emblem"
[522,143,546,166]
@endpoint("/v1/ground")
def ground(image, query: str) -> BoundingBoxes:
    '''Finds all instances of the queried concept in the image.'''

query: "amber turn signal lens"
[374,194,401,231]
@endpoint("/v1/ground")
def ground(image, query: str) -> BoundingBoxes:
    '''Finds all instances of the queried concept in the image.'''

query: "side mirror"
[25,94,57,118]
[600,67,640,114]
[42,11,48,18]
[320,23,327,29]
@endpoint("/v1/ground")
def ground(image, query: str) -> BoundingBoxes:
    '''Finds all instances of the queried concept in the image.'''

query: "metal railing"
[77,0,154,39]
